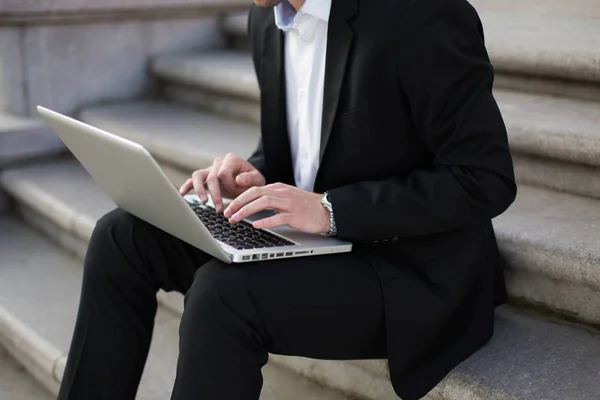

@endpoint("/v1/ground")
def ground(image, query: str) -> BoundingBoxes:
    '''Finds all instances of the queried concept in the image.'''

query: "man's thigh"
[236,253,386,360]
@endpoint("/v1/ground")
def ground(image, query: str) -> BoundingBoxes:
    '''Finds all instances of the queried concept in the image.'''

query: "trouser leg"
[172,253,386,400]
[58,208,210,400]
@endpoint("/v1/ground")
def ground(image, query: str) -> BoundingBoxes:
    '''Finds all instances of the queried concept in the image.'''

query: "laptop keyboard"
[188,201,295,250]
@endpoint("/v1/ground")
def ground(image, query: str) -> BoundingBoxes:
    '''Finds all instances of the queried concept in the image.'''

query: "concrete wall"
[0,0,250,117]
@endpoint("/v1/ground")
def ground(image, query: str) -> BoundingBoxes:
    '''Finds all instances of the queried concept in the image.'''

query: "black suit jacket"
[248,0,517,398]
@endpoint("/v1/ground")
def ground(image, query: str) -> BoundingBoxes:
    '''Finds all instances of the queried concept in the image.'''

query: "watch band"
[321,192,337,237]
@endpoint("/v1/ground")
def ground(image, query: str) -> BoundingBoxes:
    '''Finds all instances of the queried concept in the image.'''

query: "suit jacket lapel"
[260,17,295,185]
[319,0,358,162]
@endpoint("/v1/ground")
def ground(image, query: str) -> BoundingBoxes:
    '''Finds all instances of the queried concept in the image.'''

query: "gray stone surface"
[496,90,600,167]
[153,51,259,101]
[482,14,600,83]
[0,0,248,14]
[512,154,600,200]
[495,73,600,103]
[0,217,83,352]
[0,112,65,165]
[16,201,91,260]
[80,101,260,172]
[23,18,220,116]
[469,0,600,19]
[493,185,600,324]
[0,157,114,242]
[164,82,261,124]
[145,18,222,58]
[25,21,147,116]
[0,347,52,400]
[0,27,26,116]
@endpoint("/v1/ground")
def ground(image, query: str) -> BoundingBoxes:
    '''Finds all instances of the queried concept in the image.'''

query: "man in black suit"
[58,0,516,399]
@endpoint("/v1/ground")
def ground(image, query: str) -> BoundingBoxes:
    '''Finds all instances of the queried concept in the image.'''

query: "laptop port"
[242,255,251,261]
[269,254,275,258]
[276,253,284,257]
[261,254,268,260]
[252,254,261,261]
[295,251,310,255]
[285,252,293,256]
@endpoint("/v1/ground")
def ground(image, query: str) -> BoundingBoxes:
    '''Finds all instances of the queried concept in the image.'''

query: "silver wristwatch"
[320,192,337,237]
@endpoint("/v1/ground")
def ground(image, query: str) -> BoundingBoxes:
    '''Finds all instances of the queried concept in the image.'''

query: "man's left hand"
[223,183,330,234]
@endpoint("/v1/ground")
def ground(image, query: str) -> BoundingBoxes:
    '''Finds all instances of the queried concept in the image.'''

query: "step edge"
[78,106,239,173]
[152,56,260,102]
[0,306,63,396]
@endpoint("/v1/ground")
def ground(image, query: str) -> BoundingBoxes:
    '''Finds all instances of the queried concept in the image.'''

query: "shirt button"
[300,36,309,43]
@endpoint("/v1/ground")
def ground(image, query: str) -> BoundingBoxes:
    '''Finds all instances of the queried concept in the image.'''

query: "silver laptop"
[37,106,352,264]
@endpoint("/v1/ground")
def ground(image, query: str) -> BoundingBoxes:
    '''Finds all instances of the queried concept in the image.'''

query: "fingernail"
[200,197,206,204]
[224,209,231,218]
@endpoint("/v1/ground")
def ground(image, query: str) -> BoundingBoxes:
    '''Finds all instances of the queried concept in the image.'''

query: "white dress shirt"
[274,0,331,192]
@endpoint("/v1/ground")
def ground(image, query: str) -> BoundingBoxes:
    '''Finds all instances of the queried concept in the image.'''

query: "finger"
[217,153,240,188]
[207,158,224,212]
[179,178,193,196]
[252,213,292,230]
[192,170,209,203]
[229,195,290,224]
[224,186,268,218]
[236,170,263,187]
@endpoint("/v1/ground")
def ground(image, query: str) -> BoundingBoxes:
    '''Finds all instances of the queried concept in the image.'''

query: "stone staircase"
[2,3,600,400]
[0,346,52,400]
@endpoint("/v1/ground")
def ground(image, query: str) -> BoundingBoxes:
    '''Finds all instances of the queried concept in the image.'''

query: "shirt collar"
[274,0,332,32]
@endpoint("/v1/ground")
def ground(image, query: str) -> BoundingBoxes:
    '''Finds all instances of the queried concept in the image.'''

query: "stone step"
[0,112,65,167]
[6,138,600,327]
[0,346,53,400]
[0,216,350,400]
[468,0,600,19]
[150,51,600,199]
[79,101,260,183]
[3,160,600,399]
[220,12,600,101]
[483,13,600,101]
[152,52,260,124]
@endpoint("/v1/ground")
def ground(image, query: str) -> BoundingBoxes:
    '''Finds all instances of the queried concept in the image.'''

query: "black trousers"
[57,208,387,400]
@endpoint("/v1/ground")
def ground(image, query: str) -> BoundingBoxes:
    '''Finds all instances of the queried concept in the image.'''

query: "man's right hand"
[179,153,266,213]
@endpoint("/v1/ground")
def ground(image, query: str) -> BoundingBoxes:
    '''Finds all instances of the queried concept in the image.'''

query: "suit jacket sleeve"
[328,0,517,242]
[246,5,269,179]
